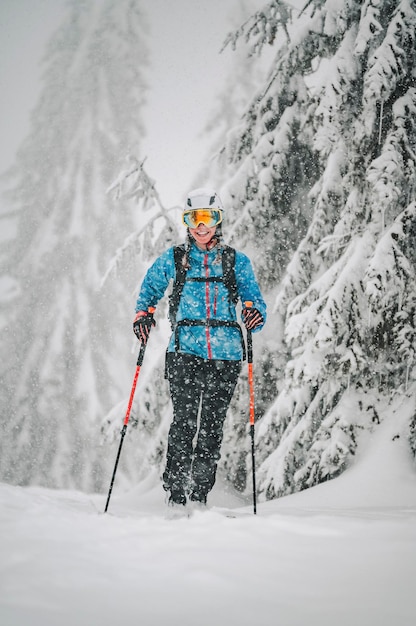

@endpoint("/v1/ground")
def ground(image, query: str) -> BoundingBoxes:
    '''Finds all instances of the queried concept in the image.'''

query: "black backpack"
[168,244,245,357]
[168,244,238,326]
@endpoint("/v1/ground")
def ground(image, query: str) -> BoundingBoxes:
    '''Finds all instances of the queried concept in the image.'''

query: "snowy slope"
[1,422,415,626]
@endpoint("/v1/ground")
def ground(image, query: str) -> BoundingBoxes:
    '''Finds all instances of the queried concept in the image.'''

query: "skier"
[133,188,266,508]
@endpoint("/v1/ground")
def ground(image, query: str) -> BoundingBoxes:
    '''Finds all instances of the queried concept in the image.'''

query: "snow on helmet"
[185,188,224,212]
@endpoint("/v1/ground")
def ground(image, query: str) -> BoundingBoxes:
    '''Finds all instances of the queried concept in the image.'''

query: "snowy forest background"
[1,0,416,501]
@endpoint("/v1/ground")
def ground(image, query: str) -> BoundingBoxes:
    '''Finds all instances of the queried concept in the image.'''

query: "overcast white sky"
[0,0,264,208]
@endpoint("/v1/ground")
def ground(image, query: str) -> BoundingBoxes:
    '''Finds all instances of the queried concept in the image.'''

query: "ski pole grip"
[135,307,155,368]
[244,301,254,363]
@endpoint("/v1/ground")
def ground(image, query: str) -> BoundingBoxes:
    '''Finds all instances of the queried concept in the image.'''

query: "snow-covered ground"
[1,417,416,626]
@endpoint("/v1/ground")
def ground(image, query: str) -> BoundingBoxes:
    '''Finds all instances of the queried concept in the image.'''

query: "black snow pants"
[163,352,241,503]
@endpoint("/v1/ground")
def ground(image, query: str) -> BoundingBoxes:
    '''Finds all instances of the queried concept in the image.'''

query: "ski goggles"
[182,209,223,229]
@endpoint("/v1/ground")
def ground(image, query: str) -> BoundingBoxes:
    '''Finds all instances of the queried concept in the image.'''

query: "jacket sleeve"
[135,248,175,312]
[235,251,267,332]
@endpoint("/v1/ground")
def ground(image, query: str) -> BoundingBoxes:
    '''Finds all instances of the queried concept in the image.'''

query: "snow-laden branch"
[102,156,180,287]
[221,0,293,56]
[99,206,178,289]
[106,156,159,209]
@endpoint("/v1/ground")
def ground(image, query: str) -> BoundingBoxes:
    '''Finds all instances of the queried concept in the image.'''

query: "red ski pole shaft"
[104,307,155,513]
[245,301,257,515]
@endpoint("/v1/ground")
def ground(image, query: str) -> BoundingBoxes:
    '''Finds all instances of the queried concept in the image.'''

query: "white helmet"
[185,187,224,212]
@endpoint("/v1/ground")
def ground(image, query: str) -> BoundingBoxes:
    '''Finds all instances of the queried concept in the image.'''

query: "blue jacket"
[135,242,266,361]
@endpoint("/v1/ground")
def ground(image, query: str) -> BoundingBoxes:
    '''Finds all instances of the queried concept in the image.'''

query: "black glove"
[242,307,263,331]
[133,310,156,344]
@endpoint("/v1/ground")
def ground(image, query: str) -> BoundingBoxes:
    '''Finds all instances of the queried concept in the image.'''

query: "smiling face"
[189,224,217,249]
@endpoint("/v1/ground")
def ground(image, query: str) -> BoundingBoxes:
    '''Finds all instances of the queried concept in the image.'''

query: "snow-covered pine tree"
[0,0,148,491]
[220,0,416,498]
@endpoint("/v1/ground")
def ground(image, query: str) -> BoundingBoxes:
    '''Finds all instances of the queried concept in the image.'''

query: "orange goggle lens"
[182,209,223,229]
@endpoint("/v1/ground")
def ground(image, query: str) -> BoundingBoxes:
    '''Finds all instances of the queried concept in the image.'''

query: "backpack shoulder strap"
[222,245,238,306]
[168,244,187,325]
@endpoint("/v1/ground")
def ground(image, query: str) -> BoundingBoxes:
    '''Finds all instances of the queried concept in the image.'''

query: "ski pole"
[104,307,155,513]
[245,301,257,515]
